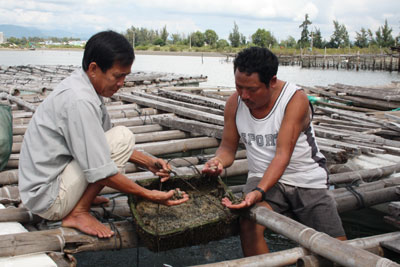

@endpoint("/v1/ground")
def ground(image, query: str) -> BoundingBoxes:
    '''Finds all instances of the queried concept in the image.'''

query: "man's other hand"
[202,157,223,176]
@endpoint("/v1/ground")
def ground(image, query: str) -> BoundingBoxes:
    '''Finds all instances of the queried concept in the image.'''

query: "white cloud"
[0,0,398,40]
[135,0,320,21]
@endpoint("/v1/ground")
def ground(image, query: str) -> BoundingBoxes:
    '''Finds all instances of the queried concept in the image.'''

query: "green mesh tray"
[128,175,239,252]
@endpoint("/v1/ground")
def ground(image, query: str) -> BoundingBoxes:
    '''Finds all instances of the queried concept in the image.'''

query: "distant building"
[0,32,4,44]
[68,40,86,47]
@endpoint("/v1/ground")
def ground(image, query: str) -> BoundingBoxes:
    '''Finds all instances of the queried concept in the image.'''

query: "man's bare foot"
[92,196,109,206]
[62,211,114,238]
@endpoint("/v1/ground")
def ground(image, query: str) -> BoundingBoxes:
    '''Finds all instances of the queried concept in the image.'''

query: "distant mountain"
[0,24,90,40]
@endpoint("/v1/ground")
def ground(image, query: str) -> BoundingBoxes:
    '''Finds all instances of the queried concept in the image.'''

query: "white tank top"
[236,82,328,189]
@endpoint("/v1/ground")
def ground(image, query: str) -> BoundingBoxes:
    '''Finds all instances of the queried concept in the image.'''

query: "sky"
[0,0,399,42]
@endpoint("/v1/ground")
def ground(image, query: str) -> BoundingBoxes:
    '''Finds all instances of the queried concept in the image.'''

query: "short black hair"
[233,47,279,86]
[82,30,135,72]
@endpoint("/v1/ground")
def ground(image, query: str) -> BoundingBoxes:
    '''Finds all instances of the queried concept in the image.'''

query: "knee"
[105,126,136,160]
[106,126,135,147]
[114,125,135,143]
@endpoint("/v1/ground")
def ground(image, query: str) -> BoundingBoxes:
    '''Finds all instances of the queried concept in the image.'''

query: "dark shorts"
[244,177,346,238]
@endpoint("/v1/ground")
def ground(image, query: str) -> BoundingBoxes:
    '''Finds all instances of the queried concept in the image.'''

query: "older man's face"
[90,62,131,97]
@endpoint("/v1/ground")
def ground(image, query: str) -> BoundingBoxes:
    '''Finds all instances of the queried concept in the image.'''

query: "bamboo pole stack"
[0,65,207,96]
[275,53,400,72]
[1,65,400,265]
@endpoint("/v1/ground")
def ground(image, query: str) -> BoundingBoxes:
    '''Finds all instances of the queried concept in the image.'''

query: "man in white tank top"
[202,47,346,256]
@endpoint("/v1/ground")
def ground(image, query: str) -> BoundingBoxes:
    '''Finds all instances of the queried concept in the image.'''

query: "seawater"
[1,50,399,88]
[1,50,399,266]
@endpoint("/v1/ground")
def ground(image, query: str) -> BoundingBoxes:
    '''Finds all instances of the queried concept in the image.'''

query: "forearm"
[257,156,290,192]
[129,150,155,169]
[98,172,152,199]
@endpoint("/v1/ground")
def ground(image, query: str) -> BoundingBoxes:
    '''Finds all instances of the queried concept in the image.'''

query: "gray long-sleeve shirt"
[18,69,118,214]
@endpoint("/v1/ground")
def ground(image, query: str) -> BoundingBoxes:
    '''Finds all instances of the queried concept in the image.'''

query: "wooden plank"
[317,137,361,155]
[316,106,400,132]
[114,92,224,126]
[327,84,400,102]
[315,124,400,148]
[158,89,226,110]
[313,99,376,113]
[153,115,224,139]
[130,90,224,116]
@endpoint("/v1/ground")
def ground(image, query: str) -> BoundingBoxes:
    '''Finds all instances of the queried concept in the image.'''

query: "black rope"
[89,195,126,251]
[133,107,152,125]
[167,157,202,176]
[166,157,235,218]
[344,184,366,209]
[195,155,208,164]
[108,221,123,251]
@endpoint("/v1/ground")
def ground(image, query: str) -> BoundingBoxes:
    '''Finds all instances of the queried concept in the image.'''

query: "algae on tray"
[129,175,239,252]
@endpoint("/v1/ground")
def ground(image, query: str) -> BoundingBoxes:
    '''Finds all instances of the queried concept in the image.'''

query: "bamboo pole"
[244,206,399,267]
[0,221,138,257]
[10,130,188,154]
[1,94,37,112]
[10,114,176,136]
[0,198,131,223]
[0,169,19,185]
[157,89,226,110]
[0,185,19,204]
[196,232,400,267]
[153,115,224,139]
[316,106,400,134]
[132,90,224,116]
[134,136,220,156]
[108,107,158,119]
[336,186,400,213]
[333,84,400,101]
[6,136,220,168]
[114,92,225,126]
[313,99,376,113]
[332,176,400,199]
[330,163,400,184]
[0,159,249,204]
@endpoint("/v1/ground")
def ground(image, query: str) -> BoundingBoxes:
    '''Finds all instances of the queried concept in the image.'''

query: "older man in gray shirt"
[18,31,188,238]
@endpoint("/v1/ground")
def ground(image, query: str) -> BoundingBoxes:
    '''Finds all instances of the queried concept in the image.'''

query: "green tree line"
[121,16,399,53]
[2,36,81,48]
[2,16,399,52]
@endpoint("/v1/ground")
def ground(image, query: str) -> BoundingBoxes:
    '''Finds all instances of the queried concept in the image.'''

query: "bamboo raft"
[224,52,400,72]
[0,65,400,266]
[293,53,400,72]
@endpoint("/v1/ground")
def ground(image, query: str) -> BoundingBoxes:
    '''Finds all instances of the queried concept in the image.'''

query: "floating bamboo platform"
[279,53,400,72]
[0,65,400,266]
[224,51,400,72]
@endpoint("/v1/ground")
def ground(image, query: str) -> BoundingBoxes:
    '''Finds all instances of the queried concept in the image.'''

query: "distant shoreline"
[135,50,230,57]
[0,47,231,57]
